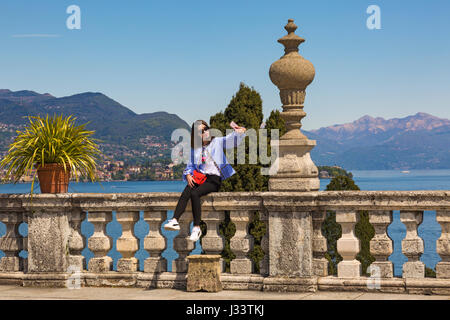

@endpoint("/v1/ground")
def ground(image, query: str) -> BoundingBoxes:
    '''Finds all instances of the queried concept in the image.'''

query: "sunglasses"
[201,127,209,134]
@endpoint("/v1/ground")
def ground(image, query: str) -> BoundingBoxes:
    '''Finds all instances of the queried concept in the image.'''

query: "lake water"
[1,169,449,277]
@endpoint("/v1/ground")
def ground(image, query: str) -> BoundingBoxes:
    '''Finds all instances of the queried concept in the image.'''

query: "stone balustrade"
[0,191,449,294]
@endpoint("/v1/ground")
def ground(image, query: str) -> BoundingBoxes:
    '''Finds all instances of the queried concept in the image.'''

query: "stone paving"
[0,285,448,300]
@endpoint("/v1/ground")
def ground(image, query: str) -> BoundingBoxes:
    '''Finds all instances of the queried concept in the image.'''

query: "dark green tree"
[205,82,284,272]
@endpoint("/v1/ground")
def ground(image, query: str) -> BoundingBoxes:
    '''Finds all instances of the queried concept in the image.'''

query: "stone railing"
[0,191,449,294]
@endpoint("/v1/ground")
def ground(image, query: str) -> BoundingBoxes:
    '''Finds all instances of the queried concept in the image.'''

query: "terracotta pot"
[36,163,71,193]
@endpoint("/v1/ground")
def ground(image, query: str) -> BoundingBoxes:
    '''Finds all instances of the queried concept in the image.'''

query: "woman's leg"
[172,184,193,221]
[190,179,220,226]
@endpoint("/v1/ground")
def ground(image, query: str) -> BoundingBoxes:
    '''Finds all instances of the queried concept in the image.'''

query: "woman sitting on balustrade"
[163,119,246,242]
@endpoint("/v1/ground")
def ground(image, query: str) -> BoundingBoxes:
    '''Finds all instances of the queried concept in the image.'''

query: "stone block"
[117,258,138,272]
[88,257,112,273]
[27,210,71,273]
[230,258,252,274]
[143,257,167,273]
[0,257,21,272]
[402,239,424,256]
[268,211,312,277]
[67,255,85,272]
[370,239,393,257]
[313,258,328,277]
[186,255,222,292]
[436,262,450,279]
[369,261,394,278]
[337,260,361,278]
[402,261,425,278]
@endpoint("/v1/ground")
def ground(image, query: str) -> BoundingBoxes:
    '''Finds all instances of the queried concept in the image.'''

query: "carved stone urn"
[268,19,319,191]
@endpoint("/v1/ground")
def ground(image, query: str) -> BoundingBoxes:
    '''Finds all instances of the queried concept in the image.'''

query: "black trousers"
[173,174,221,226]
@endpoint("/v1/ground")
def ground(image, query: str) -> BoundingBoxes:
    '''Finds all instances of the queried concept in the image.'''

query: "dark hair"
[191,120,212,149]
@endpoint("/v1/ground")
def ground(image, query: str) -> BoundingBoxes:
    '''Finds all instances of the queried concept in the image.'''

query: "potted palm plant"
[0,114,102,194]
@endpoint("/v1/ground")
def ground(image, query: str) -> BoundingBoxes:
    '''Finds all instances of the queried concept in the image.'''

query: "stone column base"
[117,258,138,272]
[402,261,425,278]
[230,259,252,274]
[67,256,85,272]
[0,257,21,272]
[313,259,328,277]
[369,261,393,278]
[144,257,167,273]
[436,262,450,279]
[186,255,222,292]
[337,260,361,278]
[88,257,112,273]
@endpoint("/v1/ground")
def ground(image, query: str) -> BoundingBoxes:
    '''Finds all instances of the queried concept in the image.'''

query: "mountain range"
[1,89,449,170]
[0,89,190,154]
[304,112,450,170]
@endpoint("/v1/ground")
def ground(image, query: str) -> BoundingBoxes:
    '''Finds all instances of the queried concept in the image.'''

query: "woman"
[164,119,246,242]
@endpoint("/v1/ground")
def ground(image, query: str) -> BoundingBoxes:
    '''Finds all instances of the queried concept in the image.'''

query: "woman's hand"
[234,126,246,134]
[186,174,195,188]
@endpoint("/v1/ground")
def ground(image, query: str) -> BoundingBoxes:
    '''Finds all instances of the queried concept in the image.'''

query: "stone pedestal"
[26,209,71,273]
[269,140,319,191]
[186,255,222,292]
[268,211,312,277]
[268,19,319,192]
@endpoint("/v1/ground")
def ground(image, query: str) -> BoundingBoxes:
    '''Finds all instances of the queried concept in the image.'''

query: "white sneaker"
[188,227,202,242]
[164,218,180,231]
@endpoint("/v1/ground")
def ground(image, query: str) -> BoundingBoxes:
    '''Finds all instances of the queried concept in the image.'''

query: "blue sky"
[0,0,449,130]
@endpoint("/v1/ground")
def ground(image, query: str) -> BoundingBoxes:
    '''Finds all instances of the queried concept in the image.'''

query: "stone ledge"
[1,191,449,212]
[263,276,318,292]
[318,276,406,294]
[1,272,450,295]
[406,278,450,295]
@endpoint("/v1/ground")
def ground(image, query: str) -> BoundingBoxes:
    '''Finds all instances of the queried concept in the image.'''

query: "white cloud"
[11,34,60,38]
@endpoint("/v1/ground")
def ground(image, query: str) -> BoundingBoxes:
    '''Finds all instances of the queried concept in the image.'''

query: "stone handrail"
[0,191,449,294]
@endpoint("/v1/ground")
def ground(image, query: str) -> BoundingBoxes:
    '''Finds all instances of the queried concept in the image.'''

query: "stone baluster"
[201,211,225,272]
[172,213,195,273]
[400,211,425,278]
[369,210,394,278]
[87,211,113,273]
[259,211,269,276]
[436,210,450,279]
[143,210,167,273]
[312,210,328,277]
[0,212,23,271]
[230,211,253,274]
[68,209,86,271]
[336,211,361,278]
[116,211,140,272]
[21,212,28,272]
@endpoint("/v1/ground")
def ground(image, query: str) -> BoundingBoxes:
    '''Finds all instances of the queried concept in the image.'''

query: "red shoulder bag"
[192,170,207,185]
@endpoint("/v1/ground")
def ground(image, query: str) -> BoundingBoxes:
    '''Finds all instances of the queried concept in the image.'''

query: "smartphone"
[230,121,239,129]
